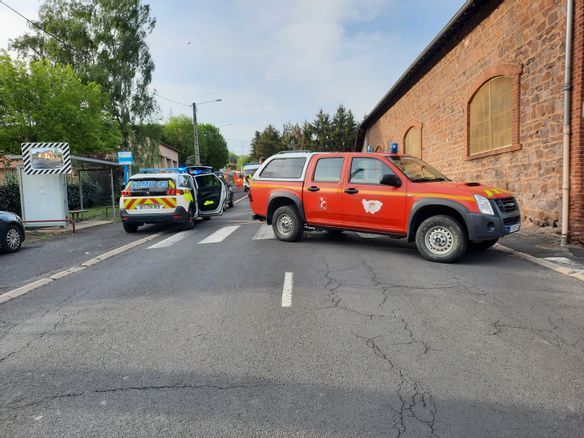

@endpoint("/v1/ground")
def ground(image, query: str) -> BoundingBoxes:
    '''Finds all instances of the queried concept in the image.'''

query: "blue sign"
[117,151,133,165]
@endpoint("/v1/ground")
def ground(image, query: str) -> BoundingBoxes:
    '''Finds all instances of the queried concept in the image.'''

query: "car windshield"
[387,156,449,182]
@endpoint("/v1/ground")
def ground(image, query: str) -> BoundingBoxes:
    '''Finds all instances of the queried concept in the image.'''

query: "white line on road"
[357,232,380,239]
[147,230,193,249]
[234,195,249,205]
[253,225,275,240]
[198,225,240,244]
[282,272,293,307]
[0,231,163,305]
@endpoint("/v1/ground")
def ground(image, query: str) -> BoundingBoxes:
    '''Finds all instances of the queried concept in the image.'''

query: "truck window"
[349,158,394,184]
[260,158,306,179]
[313,158,344,182]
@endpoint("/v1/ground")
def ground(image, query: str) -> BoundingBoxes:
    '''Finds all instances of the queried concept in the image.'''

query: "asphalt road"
[1,194,583,437]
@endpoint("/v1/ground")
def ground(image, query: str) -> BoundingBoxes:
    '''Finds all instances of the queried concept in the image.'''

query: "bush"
[67,180,105,209]
[0,179,21,216]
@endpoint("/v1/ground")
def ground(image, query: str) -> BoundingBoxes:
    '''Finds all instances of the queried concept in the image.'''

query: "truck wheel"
[415,215,467,263]
[273,206,304,242]
[469,238,498,250]
[123,222,139,233]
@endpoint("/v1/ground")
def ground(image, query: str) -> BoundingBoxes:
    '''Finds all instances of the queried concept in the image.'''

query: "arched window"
[404,126,421,158]
[469,76,513,155]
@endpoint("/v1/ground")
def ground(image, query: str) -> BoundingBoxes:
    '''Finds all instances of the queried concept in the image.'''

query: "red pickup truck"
[249,151,520,262]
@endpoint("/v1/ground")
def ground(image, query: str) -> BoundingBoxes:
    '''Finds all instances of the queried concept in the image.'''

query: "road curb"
[495,244,584,282]
[0,232,163,305]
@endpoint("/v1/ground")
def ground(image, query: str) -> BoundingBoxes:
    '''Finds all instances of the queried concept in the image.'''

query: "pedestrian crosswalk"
[146,224,386,250]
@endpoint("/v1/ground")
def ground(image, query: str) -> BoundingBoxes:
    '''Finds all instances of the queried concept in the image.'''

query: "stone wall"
[366,0,583,241]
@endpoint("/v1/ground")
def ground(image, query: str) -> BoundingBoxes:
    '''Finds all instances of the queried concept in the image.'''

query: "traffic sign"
[118,151,133,165]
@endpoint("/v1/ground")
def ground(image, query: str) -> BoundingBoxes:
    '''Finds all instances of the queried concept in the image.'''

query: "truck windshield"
[387,156,449,183]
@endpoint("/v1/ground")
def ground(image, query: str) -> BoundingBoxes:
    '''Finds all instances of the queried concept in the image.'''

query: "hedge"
[0,180,21,216]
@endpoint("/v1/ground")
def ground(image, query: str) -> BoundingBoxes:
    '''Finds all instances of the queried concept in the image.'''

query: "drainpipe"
[561,0,574,247]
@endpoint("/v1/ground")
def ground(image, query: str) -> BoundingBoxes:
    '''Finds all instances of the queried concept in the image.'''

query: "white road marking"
[253,224,275,240]
[234,195,249,205]
[0,232,163,305]
[147,230,193,249]
[198,225,240,244]
[281,272,293,307]
[357,232,379,239]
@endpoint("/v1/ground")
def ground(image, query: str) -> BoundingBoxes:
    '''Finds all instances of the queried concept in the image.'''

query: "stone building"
[357,0,583,244]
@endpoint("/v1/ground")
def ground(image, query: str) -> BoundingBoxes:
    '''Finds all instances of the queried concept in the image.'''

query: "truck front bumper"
[466,213,521,241]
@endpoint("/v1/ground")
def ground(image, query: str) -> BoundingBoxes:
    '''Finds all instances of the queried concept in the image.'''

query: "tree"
[11,0,157,149]
[162,115,194,164]
[330,105,358,152]
[250,125,283,160]
[198,123,229,169]
[0,53,121,155]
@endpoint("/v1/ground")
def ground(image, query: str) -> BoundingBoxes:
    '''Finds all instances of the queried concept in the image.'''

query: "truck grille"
[503,216,520,226]
[493,197,518,213]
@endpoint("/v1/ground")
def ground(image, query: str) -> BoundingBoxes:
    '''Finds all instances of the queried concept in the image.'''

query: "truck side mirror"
[380,174,402,187]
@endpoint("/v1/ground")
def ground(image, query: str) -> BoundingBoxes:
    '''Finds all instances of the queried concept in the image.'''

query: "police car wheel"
[183,207,195,230]
[416,215,467,263]
[469,239,498,250]
[123,222,139,233]
[2,225,23,253]
[273,205,303,242]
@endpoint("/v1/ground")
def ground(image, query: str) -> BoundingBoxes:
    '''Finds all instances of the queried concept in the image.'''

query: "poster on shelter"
[22,142,72,175]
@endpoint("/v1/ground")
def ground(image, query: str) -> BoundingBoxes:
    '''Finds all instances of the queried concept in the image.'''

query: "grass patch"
[76,205,121,223]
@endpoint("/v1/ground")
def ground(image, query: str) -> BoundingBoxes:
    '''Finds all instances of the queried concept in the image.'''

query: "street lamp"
[192,98,222,165]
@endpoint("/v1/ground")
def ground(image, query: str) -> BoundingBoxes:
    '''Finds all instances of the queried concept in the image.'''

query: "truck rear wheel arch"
[266,192,305,225]
[408,201,470,242]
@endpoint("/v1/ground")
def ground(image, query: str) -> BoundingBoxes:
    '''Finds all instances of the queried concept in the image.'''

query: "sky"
[0,0,466,154]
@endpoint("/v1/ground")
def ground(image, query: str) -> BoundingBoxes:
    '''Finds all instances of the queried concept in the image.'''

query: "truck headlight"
[474,194,494,215]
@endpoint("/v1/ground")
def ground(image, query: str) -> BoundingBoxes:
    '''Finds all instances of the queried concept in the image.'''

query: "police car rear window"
[259,158,306,179]
[129,179,172,193]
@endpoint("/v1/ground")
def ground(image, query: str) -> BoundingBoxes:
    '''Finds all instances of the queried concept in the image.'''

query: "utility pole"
[192,102,200,165]
[191,98,222,166]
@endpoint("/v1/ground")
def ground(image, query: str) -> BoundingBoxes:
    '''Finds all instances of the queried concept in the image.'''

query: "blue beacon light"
[390,143,399,154]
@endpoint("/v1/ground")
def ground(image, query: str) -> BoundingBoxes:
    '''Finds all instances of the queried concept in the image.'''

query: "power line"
[154,92,190,107]
[0,0,79,54]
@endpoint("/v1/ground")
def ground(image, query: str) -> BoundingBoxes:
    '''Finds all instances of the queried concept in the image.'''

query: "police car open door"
[193,173,226,216]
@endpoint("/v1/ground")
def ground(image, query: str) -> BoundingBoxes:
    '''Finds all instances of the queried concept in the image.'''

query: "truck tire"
[469,238,498,250]
[415,215,467,263]
[123,222,139,233]
[272,205,304,242]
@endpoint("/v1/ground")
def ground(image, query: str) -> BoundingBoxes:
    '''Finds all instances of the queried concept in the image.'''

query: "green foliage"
[132,123,163,170]
[10,0,157,148]
[67,180,108,209]
[162,118,229,168]
[0,53,121,155]
[0,178,21,216]
[250,125,284,160]
[198,123,229,169]
[251,105,359,160]
[162,115,194,164]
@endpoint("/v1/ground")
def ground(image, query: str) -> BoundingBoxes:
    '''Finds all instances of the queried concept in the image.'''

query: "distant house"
[357,0,583,244]
[159,143,179,168]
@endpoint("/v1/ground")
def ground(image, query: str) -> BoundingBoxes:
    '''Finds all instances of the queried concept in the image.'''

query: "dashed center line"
[147,231,193,249]
[282,272,293,307]
[198,225,240,244]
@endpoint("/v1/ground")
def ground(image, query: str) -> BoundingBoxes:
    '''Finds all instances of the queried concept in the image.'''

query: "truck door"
[342,156,407,233]
[194,173,226,216]
[303,155,345,227]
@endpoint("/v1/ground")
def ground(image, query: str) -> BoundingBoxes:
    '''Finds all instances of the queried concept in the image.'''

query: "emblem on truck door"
[319,197,327,210]
[362,199,383,215]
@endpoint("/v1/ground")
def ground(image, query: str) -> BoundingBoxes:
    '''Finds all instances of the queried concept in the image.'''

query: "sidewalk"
[497,230,584,279]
